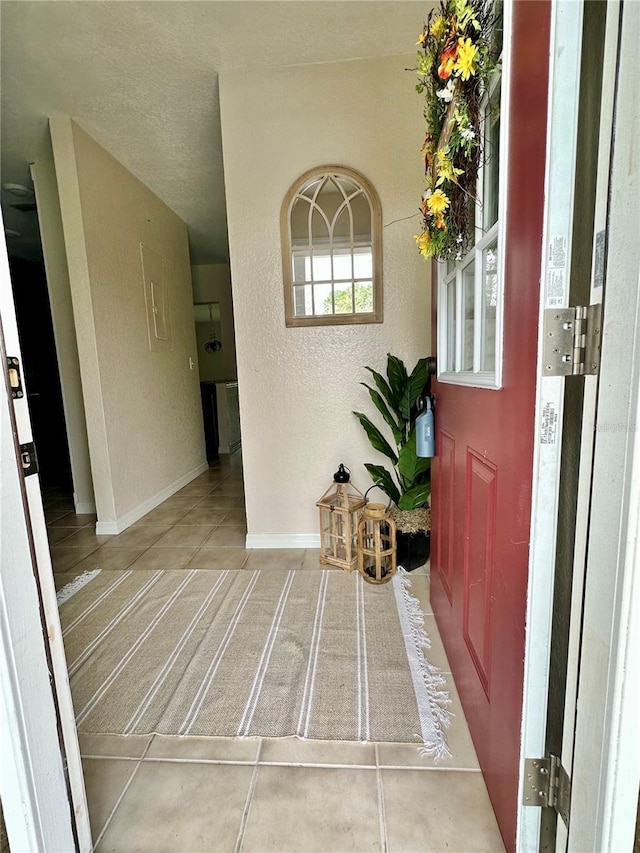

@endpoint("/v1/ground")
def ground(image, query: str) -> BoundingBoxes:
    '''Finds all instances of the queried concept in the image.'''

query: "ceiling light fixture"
[2,183,34,198]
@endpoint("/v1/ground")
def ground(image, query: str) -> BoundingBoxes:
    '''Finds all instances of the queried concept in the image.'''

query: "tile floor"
[47,454,505,853]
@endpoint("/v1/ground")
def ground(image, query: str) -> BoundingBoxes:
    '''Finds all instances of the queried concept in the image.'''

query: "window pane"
[334,282,354,314]
[293,284,313,317]
[333,206,351,241]
[462,264,475,371]
[481,243,498,371]
[350,193,372,243]
[332,250,352,281]
[354,281,373,313]
[446,279,456,371]
[313,283,333,315]
[353,248,373,279]
[311,253,332,282]
[483,82,501,232]
[292,253,308,284]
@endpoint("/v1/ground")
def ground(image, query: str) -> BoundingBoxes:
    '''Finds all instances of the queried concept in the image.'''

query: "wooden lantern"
[357,503,397,584]
[317,465,365,572]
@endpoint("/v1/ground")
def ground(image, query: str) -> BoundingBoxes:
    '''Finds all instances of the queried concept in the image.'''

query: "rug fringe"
[395,568,452,761]
[57,569,101,605]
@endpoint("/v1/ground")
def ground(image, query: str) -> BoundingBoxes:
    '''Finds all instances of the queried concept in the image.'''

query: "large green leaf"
[397,429,431,488]
[364,464,401,506]
[386,354,408,411]
[364,367,399,419]
[397,482,432,511]
[396,357,430,421]
[353,412,398,463]
[362,384,402,447]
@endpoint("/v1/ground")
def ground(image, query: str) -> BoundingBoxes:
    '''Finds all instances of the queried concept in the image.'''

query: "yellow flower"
[435,149,464,186]
[415,29,428,46]
[426,189,451,215]
[414,232,432,258]
[453,37,479,80]
[430,15,447,41]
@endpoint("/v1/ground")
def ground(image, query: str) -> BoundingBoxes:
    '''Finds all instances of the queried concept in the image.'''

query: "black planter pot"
[396,530,431,572]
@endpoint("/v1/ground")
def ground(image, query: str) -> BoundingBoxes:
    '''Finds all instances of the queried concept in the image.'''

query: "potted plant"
[354,354,431,571]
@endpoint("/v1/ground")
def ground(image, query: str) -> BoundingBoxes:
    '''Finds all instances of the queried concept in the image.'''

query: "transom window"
[281,166,382,327]
[438,12,506,389]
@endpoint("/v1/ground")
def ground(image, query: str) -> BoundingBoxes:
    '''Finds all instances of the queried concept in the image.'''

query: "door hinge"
[6,356,24,398]
[20,442,39,477]
[542,304,602,376]
[523,754,571,828]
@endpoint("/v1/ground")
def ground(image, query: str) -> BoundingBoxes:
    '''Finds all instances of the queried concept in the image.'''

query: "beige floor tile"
[61,528,111,549]
[300,549,324,570]
[48,513,96,529]
[132,505,192,526]
[159,495,205,511]
[129,546,198,569]
[45,510,72,524]
[376,675,479,770]
[187,547,249,569]
[203,524,247,547]
[381,768,505,852]
[402,570,432,615]
[47,526,79,544]
[175,481,217,496]
[95,762,254,853]
[196,494,243,509]
[218,507,246,525]
[153,525,215,547]
[146,735,260,762]
[101,526,166,549]
[82,757,139,842]
[177,506,231,526]
[421,614,453,671]
[242,549,306,570]
[260,737,376,766]
[73,546,147,571]
[50,545,100,571]
[79,733,152,758]
[241,765,381,852]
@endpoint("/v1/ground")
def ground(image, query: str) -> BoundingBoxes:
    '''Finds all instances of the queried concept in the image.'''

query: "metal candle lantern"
[357,502,397,584]
[317,464,365,572]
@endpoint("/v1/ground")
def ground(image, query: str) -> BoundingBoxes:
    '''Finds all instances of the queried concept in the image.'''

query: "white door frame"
[518,0,585,847]
[568,2,640,848]
[0,211,91,851]
[519,0,640,849]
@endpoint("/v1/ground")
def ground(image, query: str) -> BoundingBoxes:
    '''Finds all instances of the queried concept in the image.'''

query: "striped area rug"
[58,568,451,757]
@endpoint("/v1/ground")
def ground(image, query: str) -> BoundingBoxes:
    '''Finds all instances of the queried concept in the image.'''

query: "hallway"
[47,455,504,852]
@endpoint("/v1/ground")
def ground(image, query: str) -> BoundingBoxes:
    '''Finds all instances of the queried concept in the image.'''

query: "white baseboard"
[245,533,321,549]
[96,461,209,535]
[75,501,96,515]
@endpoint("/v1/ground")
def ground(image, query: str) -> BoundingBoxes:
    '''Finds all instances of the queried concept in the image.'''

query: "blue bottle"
[416,396,435,458]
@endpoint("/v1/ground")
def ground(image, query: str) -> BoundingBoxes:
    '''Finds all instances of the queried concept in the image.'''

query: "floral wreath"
[413,0,499,261]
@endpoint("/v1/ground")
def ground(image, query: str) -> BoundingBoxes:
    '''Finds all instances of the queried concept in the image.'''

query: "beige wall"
[191,263,238,381]
[220,55,431,543]
[30,158,95,513]
[50,118,206,531]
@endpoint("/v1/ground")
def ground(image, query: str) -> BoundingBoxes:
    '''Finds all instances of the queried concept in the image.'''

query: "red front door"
[430,3,551,850]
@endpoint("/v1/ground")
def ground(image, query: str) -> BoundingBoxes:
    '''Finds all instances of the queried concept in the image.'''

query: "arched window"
[280,166,382,327]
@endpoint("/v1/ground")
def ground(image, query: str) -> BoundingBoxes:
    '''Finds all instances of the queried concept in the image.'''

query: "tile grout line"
[90,737,155,850]
[375,745,389,853]
[233,738,263,853]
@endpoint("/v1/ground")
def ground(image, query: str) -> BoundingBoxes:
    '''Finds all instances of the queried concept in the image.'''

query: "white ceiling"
[1,0,428,265]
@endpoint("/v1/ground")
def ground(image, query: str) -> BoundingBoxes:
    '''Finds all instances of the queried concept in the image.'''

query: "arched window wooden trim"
[280,165,383,328]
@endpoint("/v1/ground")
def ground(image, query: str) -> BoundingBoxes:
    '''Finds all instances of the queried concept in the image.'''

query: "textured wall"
[191,264,238,381]
[220,55,431,540]
[50,118,206,526]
